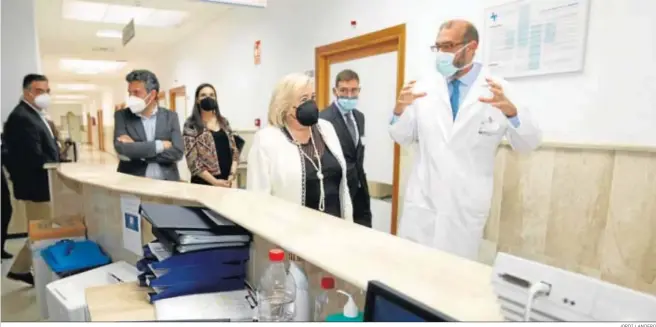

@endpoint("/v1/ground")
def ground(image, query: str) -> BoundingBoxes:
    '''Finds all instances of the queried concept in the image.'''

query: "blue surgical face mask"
[336,97,358,112]
[436,43,473,78]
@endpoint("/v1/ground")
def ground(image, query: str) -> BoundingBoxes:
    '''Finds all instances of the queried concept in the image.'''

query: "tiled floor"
[1,238,41,322]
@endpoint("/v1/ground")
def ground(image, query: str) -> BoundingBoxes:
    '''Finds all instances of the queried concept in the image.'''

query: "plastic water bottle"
[257,249,296,322]
[313,276,335,321]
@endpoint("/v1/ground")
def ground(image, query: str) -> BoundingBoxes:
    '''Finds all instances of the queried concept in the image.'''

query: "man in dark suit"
[3,74,60,285]
[114,70,183,180]
[320,69,372,227]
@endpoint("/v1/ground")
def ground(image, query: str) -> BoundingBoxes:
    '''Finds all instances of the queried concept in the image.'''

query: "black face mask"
[199,97,219,112]
[295,100,319,126]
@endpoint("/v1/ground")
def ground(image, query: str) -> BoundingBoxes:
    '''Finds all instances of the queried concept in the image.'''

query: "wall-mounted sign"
[122,19,135,46]
[254,40,261,65]
[201,0,267,8]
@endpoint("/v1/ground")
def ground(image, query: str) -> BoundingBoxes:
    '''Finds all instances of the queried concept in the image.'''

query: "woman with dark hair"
[183,83,243,187]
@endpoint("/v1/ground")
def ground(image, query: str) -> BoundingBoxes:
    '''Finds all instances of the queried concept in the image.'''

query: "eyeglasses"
[430,42,465,53]
[335,87,361,96]
[32,87,50,95]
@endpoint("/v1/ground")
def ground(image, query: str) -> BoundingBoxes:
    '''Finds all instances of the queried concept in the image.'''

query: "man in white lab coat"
[389,20,542,260]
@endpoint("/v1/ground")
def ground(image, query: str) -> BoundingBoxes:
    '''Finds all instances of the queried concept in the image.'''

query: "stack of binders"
[135,203,252,303]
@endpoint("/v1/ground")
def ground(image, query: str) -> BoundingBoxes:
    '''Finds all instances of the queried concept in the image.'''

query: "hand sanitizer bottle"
[325,290,364,322]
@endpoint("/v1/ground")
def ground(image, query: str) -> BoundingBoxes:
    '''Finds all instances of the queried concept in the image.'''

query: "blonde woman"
[247,73,353,221]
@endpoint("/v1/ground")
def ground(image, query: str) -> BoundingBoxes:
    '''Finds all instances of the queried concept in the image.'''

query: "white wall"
[160,0,656,146]
[1,0,41,123]
[161,0,484,130]
[101,89,115,125]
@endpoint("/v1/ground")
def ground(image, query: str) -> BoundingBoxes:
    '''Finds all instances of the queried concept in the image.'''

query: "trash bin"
[29,217,86,320]
[45,261,138,321]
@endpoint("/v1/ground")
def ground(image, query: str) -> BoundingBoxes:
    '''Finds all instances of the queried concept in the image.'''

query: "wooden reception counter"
[46,147,502,322]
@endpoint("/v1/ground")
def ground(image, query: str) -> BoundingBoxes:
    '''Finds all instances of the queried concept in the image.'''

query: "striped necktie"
[344,112,358,145]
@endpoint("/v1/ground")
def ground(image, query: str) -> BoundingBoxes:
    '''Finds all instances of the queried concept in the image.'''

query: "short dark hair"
[440,20,480,44]
[335,69,360,87]
[125,69,160,93]
[22,74,48,90]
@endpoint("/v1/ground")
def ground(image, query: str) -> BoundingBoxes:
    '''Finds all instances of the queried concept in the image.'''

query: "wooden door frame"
[168,86,186,112]
[96,109,105,151]
[157,91,167,107]
[86,113,93,145]
[315,24,406,235]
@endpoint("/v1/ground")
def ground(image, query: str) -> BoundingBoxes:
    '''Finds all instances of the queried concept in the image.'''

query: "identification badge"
[478,116,502,135]
[360,136,366,146]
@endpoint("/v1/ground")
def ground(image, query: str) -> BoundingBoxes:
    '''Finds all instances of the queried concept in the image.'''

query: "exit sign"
[201,0,266,7]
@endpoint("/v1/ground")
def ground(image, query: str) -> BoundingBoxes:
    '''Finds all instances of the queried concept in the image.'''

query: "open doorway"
[315,24,406,235]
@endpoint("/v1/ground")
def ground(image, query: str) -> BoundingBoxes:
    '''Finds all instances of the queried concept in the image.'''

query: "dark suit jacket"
[320,103,371,224]
[3,101,60,202]
[113,107,184,181]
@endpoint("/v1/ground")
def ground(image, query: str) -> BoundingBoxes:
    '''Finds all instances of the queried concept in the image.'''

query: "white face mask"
[34,94,51,110]
[127,94,151,114]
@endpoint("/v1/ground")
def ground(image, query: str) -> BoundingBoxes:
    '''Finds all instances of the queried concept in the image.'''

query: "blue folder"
[147,276,246,303]
[139,245,249,271]
[41,240,111,275]
[138,262,247,287]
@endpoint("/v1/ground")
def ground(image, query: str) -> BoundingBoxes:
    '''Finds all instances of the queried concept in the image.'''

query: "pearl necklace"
[288,126,325,212]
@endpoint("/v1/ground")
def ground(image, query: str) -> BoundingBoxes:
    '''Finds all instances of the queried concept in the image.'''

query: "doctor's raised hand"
[394,80,427,115]
[478,78,518,118]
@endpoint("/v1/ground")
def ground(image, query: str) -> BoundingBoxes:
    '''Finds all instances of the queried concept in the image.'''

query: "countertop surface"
[57,146,502,321]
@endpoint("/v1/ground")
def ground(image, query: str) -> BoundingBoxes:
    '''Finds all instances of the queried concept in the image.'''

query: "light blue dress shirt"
[391,64,521,128]
[139,107,165,180]
[448,63,481,116]
[334,101,360,145]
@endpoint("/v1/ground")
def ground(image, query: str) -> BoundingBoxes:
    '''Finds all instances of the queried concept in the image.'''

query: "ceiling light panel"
[54,95,88,100]
[202,0,267,7]
[62,0,189,28]
[52,100,85,105]
[59,59,127,75]
[55,83,98,91]
[103,4,154,25]
[145,10,189,27]
[96,30,122,39]
[62,0,107,22]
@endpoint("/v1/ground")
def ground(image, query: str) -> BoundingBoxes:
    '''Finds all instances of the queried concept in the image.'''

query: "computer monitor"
[363,281,457,322]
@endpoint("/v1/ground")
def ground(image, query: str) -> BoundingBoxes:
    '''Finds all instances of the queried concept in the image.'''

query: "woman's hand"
[212,179,232,188]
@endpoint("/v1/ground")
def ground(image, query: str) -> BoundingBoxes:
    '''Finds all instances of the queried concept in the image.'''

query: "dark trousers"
[1,169,12,251]
[352,185,372,228]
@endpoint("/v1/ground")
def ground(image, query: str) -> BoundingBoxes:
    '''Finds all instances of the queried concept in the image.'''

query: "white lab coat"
[247,119,354,221]
[389,66,542,260]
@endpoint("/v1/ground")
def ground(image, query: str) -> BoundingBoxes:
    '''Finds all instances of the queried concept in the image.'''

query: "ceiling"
[35,0,235,95]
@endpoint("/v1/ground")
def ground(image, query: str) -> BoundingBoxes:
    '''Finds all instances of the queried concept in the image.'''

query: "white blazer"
[247,119,354,221]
